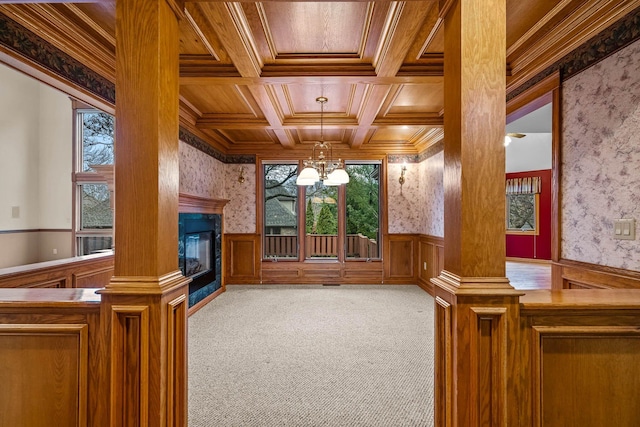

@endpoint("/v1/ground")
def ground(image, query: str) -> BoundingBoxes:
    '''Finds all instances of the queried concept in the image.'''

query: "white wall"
[0,63,73,267]
[505,133,552,173]
[38,82,73,229]
[0,63,41,231]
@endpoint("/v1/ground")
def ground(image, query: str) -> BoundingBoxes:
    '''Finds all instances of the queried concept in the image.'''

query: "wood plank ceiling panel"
[2,0,636,157]
[260,2,370,57]
[182,84,261,116]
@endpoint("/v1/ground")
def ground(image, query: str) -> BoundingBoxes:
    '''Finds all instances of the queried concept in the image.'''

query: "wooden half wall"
[0,252,114,289]
[0,288,107,426]
[552,259,640,290]
[517,290,640,426]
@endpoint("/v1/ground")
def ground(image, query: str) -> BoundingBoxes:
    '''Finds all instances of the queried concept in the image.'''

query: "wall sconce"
[238,166,245,183]
[399,163,407,194]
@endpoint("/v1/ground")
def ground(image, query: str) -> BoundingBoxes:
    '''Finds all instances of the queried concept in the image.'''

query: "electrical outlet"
[52,248,58,255]
[423,262,427,271]
[11,206,19,218]
[613,219,635,240]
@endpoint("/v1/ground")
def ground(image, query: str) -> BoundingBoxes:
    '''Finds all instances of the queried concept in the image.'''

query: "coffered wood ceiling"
[1,0,638,157]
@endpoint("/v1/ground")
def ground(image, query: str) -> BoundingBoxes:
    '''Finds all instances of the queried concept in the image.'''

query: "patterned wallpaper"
[178,141,257,233]
[224,163,256,234]
[561,39,640,270]
[387,163,422,234]
[420,151,444,237]
[178,141,225,199]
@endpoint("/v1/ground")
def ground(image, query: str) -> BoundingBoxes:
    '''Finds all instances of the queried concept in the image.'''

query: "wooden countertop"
[521,289,640,311]
[0,251,113,277]
[0,288,101,307]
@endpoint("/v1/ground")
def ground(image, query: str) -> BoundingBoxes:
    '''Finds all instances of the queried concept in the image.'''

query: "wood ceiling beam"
[349,2,433,148]
[179,75,443,85]
[261,63,377,77]
[179,55,241,77]
[197,115,270,129]
[190,3,300,148]
[193,2,262,77]
[350,84,391,148]
[374,1,434,77]
[407,1,440,59]
[373,113,443,127]
[184,4,222,61]
[247,84,295,148]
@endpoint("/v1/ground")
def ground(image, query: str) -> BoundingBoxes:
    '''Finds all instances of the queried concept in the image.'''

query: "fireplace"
[179,212,222,307]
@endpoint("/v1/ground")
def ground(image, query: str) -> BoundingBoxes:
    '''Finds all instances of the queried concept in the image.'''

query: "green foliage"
[345,165,379,240]
[305,199,315,233]
[316,203,337,235]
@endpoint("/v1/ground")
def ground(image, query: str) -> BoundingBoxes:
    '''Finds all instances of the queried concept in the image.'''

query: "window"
[505,176,540,235]
[74,108,115,255]
[263,163,298,259]
[506,194,539,234]
[305,182,338,259]
[345,163,380,259]
[262,160,381,261]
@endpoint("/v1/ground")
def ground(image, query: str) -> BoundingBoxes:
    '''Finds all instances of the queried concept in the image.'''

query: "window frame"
[262,161,300,261]
[505,193,540,236]
[260,159,383,262]
[72,105,115,256]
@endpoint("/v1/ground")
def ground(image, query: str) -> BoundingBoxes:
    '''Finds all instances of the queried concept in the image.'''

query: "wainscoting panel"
[110,305,150,427]
[224,234,261,284]
[384,234,418,284]
[419,235,444,295]
[74,266,114,288]
[434,296,452,427]
[532,326,640,427]
[260,260,384,285]
[0,324,89,427]
[167,295,187,427]
[554,259,640,290]
[470,307,507,426]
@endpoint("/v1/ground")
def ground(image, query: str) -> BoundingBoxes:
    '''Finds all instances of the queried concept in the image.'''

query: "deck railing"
[264,234,298,258]
[346,233,378,258]
[264,234,378,258]
[305,234,339,257]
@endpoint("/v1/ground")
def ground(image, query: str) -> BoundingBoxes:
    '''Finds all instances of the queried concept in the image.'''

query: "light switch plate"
[613,219,635,240]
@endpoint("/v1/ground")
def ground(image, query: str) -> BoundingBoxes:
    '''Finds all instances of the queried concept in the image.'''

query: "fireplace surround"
[178,194,228,310]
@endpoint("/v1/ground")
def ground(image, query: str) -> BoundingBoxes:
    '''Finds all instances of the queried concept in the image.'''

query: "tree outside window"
[74,109,114,255]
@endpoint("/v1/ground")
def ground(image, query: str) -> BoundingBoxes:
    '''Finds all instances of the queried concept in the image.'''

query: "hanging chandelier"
[296,97,350,186]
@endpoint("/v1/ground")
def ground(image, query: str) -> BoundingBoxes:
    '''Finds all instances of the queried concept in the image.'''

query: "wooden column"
[432,0,522,425]
[99,0,189,426]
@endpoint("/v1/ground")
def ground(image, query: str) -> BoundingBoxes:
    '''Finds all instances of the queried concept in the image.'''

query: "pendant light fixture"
[296,97,349,186]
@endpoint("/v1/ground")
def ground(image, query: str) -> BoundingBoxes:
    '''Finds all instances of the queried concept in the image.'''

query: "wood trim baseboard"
[187,286,224,317]
[506,257,551,264]
[417,277,435,296]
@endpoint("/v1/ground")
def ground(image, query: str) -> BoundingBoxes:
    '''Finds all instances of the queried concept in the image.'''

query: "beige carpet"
[188,285,434,426]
